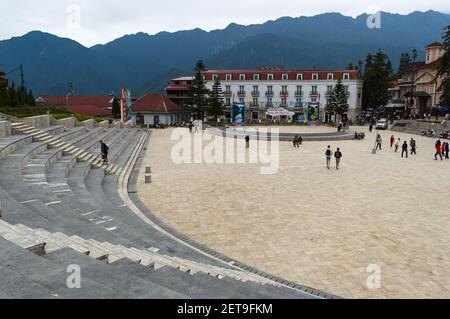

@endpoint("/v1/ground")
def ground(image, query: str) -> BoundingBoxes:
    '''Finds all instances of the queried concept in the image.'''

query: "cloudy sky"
[1,0,449,47]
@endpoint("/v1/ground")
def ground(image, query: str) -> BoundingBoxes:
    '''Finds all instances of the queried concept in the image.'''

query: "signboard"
[232,103,246,125]
[121,88,132,125]
[266,108,295,117]
[307,102,320,122]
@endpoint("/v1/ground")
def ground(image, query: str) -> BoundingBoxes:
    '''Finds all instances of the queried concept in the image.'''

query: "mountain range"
[0,10,449,97]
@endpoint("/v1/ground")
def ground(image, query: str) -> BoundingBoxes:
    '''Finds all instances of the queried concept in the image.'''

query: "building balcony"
[265,91,274,98]
[251,91,260,97]
[224,91,232,97]
[280,91,289,98]
[295,91,303,98]
[310,91,319,97]
[237,91,246,98]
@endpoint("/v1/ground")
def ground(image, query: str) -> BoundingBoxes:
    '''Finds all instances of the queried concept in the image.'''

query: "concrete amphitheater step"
[0,237,135,299]
[45,248,189,299]
[111,259,244,299]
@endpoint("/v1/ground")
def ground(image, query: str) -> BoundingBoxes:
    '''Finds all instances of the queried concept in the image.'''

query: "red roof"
[132,94,185,113]
[37,96,113,107]
[204,69,361,81]
[67,105,112,117]
[426,41,442,48]
[166,84,191,91]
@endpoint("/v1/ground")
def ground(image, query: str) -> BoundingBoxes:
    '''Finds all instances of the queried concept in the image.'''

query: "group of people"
[325,146,343,170]
[434,140,450,160]
[292,135,303,147]
[389,135,417,158]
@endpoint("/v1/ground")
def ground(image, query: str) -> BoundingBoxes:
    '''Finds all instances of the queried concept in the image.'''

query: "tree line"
[0,79,36,107]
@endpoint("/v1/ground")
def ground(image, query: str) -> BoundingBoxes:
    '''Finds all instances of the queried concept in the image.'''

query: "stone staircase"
[11,122,120,175]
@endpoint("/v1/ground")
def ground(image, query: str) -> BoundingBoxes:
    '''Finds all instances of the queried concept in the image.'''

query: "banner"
[232,103,246,125]
[121,88,132,125]
[307,102,320,122]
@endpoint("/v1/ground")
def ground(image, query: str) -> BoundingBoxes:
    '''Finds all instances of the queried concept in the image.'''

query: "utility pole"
[19,64,25,90]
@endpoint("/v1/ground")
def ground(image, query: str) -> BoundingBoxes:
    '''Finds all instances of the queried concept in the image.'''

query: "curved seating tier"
[0,122,324,299]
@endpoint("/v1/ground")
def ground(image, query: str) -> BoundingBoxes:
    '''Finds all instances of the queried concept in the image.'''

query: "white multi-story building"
[203,68,363,122]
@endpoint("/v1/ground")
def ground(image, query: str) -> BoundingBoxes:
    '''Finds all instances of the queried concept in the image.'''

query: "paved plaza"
[137,126,450,298]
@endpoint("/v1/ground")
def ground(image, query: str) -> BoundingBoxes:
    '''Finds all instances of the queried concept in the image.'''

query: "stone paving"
[137,126,450,298]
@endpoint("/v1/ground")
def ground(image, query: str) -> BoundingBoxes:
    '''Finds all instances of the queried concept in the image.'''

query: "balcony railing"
[251,91,260,97]
[280,91,289,97]
[224,91,232,97]
[310,91,319,97]
[237,91,246,97]
[295,91,303,97]
[265,91,274,98]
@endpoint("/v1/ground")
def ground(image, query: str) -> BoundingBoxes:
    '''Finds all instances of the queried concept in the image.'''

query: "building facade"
[203,68,363,122]
[166,76,194,108]
[390,41,449,116]
[131,93,189,125]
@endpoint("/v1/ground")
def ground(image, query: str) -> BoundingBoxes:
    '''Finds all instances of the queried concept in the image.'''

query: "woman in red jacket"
[435,140,443,160]
[390,135,395,148]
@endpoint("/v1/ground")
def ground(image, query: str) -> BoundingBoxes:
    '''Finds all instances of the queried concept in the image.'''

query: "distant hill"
[0,10,449,97]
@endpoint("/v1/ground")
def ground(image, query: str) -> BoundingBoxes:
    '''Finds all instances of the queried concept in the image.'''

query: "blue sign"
[232,103,246,125]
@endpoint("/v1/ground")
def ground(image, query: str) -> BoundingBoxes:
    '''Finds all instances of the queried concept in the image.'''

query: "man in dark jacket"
[100,140,110,165]
[401,141,408,158]
[334,148,343,170]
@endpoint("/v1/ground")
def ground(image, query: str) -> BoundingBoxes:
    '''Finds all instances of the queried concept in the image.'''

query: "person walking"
[369,123,373,133]
[444,142,450,159]
[325,146,333,170]
[401,141,408,158]
[334,148,343,170]
[410,138,417,155]
[293,135,298,148]
[376,134,382,150]
[390,135,395,148]
[435,140,443,161]
[395,138,401,152]
[100,140,110,165]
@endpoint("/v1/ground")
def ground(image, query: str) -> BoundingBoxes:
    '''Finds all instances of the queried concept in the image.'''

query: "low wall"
[50,117,76,128]
[97,120,109,128]
[0,121,11,138]
[76,119,96,129]
[19,115,51,128]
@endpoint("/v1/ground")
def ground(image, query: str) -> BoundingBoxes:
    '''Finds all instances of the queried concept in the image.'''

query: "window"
[253,98,259,106]
[296,98,302,106]
[311,98,317,103]
[343,73,350,80]
[281,85,288,93]
[282,74,289,81]
[253,85,259,93]
[327,73,334,80]
[267,85,273,93]
[312,73,318,80]
[213,74,219,81]
[312,86,318,94]
[327,85,333,92]
[225,85,231,93]
[344,86,349,94]
[239,85,245,93]
[268,74,274,81]
[239,74,246,81]
[239,98,244,103]
[296,85,302,93]
[226,74,232,81]
[267,98,273,106]
[253,74,260,81]
[296,74,303,80]
[281,98,287,106]
[225,98,231,106]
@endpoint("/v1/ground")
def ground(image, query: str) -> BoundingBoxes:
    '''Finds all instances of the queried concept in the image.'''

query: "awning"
[266,108,295,117]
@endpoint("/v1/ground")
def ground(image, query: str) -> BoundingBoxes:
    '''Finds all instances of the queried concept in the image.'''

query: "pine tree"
[112,97,121,118]
[8,82,19,107]
[27,89,35,106]
[398,52,411,75]
[208,78,224,121]
[362,49,394,110]
[438,25,450,106]
[186,60,210,120]
[327,80,349,121]
[0,79,9,107]
[17,86,26,106]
